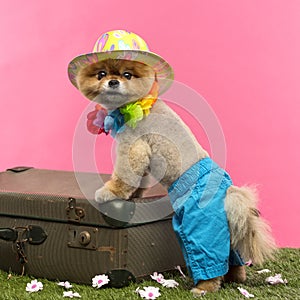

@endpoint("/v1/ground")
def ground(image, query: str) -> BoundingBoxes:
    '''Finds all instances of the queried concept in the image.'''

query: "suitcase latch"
[67,226,98,250]
[66,197,86,222]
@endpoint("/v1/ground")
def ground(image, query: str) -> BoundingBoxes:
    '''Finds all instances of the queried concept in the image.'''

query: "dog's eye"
[123,72,132,80]
[97,71,107,80]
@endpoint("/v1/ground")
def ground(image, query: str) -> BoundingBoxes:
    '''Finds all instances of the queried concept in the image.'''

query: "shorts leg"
[229,249,244,266]
[169,159,234,284]
[172,194,230,284]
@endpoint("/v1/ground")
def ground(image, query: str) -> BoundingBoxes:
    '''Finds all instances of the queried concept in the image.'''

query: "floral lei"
[87,81,158,137]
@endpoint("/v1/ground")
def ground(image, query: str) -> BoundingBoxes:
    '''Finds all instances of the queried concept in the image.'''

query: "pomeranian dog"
[75,58,276,295]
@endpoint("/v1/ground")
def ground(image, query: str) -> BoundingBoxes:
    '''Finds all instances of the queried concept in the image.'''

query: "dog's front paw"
[95,186,118,203]
[191,288,207,297]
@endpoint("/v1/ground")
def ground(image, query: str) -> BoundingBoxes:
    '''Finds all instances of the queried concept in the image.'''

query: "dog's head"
[76,59,156,110]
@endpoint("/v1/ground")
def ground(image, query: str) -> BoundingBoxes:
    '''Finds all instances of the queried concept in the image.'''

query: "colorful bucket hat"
[68,30,174,95]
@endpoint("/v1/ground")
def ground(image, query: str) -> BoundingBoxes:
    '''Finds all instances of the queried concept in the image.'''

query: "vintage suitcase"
[0,167,184,287]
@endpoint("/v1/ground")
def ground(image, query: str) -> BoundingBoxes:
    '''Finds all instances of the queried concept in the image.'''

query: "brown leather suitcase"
[0,167,184,287]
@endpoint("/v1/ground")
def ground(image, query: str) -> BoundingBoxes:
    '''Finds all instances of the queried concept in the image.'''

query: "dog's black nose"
[108,80,120,88]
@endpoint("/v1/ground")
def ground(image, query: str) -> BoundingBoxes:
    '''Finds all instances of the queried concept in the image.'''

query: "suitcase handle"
[0,228,18,242]
[6,166,33,173]
[0,226,47,245]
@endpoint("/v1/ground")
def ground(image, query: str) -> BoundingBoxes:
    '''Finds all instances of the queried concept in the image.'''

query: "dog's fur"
[76,59,276,295]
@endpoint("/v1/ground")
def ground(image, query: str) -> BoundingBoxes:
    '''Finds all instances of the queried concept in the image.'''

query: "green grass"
[0,248,299,299]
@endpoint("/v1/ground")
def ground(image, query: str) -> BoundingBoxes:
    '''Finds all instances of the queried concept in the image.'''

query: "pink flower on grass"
[237,287,254,298]
[265,274,288,285]
[136,286,161,299]
[26,279,43,293]
[245,260,253,267]
[92,274,110,288]
[150,272,179,288]
[150,272,164,283]
[175,265,186,278]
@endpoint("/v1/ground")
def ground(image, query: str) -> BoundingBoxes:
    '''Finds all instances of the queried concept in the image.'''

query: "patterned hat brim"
[68,50,174,95]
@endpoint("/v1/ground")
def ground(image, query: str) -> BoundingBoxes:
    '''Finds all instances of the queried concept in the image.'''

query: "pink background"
[1,1,299,247]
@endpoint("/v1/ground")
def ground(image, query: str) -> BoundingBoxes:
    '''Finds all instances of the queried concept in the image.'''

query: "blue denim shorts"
[168,158,243,284]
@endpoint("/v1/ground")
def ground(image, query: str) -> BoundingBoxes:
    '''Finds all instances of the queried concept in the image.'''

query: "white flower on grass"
[63,291,81,298]
[265,274,288,285]
[150,272,164,283]
[58,281,73,289]
[237,287,254,298]
[161,279,179,288]
[92,274,110,288]
[25,279,43,293]
[257,269,271,274]
[136,286,161,299]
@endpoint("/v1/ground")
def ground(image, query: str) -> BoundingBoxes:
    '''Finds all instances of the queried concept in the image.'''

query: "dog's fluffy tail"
[224,186,276,265]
